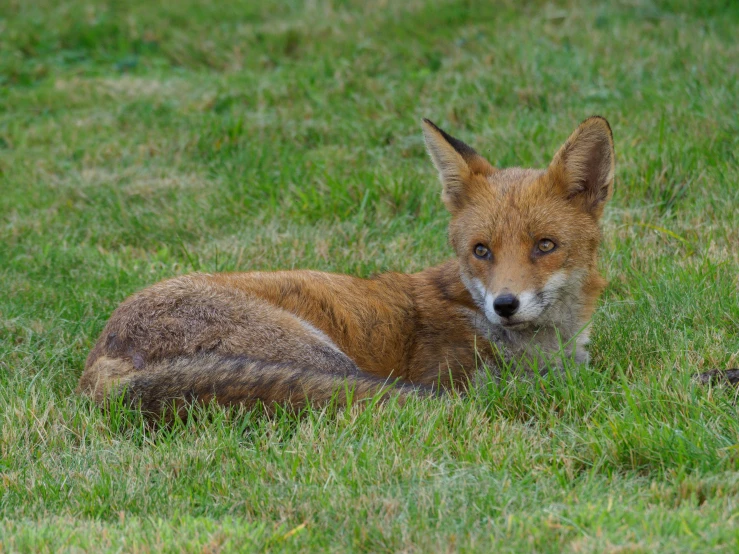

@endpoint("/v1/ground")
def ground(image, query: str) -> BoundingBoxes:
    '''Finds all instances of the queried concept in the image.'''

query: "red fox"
[78,116,615,417]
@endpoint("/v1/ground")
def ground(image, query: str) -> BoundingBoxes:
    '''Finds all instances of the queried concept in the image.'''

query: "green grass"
[1,0,739,551]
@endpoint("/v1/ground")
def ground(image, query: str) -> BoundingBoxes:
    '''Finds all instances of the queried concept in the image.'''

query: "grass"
[1,0,738,551]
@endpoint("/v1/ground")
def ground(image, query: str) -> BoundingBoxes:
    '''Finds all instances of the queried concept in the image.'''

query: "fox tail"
[78,352,430,419]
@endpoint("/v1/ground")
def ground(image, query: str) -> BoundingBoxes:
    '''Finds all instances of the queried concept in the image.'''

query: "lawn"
[1,0,738,551]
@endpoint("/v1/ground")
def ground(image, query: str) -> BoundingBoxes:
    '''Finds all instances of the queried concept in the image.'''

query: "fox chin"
[79,116,615,418]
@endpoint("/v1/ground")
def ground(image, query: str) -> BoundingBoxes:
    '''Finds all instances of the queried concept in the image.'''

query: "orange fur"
[79,117,615,418]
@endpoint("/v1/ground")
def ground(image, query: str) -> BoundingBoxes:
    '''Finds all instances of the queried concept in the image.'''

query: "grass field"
[1,0,739,551]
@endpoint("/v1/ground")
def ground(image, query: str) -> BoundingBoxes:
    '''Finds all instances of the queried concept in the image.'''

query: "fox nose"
[493,293,520,318]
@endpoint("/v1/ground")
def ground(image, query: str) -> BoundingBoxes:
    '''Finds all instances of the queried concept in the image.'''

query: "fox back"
[79,117,615,418]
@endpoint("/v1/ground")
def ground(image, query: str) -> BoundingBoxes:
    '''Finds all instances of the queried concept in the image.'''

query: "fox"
[78,116,616,418]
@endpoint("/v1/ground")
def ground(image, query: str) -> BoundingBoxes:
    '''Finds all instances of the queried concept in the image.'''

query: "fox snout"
[463,276,550,328]
[492,293,520,318]
[477,278,567,328]
[490,289,540,326]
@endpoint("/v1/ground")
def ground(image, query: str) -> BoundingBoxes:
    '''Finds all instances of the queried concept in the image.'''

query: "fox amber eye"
[537,239,556,253]
[473,244,491,260]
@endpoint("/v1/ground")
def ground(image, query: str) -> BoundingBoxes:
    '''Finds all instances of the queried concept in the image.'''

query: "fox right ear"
[548,116,615,218]
[421,119,494,212]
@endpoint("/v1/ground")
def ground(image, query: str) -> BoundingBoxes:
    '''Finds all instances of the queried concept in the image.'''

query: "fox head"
[422,117,614,333]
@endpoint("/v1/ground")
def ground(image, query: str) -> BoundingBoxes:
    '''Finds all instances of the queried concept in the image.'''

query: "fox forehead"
[452,168,593,246]
[487,167,545,192]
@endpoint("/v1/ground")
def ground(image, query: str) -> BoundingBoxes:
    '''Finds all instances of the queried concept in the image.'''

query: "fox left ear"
[548,116,615,218]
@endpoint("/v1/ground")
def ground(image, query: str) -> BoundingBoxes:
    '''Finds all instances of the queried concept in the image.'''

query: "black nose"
[493,294,520,317]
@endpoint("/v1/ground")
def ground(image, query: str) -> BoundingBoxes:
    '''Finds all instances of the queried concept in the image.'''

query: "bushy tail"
[78,352,430,419]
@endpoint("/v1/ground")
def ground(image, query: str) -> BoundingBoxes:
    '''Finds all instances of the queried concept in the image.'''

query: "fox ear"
[548,116,615,217]
[421,119,495,212]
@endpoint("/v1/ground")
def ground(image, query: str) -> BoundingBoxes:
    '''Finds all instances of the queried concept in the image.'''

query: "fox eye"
[537,239,556,253]
[473,244,492,260]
